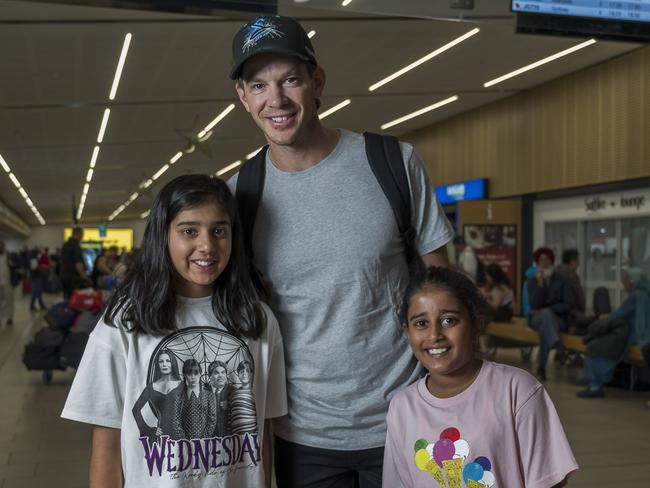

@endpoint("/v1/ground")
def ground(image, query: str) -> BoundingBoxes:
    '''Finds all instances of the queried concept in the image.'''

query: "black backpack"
[234,132,420,292]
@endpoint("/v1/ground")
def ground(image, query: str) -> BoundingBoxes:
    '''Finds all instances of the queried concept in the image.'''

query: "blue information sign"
[435,179,487,205]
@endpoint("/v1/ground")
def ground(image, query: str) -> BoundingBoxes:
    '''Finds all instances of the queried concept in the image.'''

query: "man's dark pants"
[274,436,384,488]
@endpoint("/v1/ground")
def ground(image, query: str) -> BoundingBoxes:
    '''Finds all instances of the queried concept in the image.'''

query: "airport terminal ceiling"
[0,0,645,228]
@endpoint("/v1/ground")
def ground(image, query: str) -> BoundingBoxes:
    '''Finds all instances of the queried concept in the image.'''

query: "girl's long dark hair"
[104,174,266,339]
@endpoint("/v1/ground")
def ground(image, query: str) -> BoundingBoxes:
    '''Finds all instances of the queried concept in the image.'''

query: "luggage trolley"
[22,289,102,384]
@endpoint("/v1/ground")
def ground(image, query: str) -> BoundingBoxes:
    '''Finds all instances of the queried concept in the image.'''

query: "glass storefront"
[545,216,650,311]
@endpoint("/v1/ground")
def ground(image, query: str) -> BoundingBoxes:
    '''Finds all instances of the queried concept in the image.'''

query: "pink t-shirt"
[383,361,578,488]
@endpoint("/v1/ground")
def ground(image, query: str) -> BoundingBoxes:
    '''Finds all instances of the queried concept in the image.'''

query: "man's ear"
[312,65,326,98]
[235,83,250,113]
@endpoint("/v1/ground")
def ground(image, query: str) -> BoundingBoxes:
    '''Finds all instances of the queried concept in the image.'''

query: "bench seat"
[485,317,645,366]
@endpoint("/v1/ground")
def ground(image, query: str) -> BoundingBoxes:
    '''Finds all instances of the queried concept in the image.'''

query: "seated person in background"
[481,263,514,322]
[555,249,587,333]
[577,267,650,398]
[528,247,575,381]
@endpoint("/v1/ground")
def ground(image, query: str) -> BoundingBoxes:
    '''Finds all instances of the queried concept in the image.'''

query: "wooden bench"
[485,317,645,366]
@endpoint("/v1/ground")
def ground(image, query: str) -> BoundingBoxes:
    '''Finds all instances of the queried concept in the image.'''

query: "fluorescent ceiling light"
[90,146,100,168]
[97,108,111,143]
[0,155,46,224]
[319,99,351,120]
[484,38,597,88]
[9,173,20,188]
[140,210,150,219]
[217,160,242,177]
[381,95,459,130]
[342,0,352,6]
[86,168,94,183]
[307,30,316,39]
[246,147,263,159]
[369,28,480,92]
[83,183,90,195]
[152,164,169,181]
[200,104,236,135]
[109,33,132,100]
[108,103,234,222]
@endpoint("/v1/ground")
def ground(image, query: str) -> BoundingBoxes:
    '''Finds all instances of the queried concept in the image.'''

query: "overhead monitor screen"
[512,1,650,41]
[513,1,650,22]
[435,179,487,205]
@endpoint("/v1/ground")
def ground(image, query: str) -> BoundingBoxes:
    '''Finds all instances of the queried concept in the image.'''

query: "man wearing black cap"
[229,15,453,488]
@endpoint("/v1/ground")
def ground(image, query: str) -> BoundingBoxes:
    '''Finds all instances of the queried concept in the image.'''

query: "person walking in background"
[29,247,47,311]
[0,240,14,326]
[528,247,575,382]
[60,227,89,299]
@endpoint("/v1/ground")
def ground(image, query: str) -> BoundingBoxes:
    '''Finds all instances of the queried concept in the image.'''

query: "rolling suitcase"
[59,332,89,369]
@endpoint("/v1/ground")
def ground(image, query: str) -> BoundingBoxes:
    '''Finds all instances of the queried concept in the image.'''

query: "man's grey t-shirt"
[228,129,453,450]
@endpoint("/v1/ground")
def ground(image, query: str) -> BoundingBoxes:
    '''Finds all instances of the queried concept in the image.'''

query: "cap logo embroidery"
[243,18,284,53]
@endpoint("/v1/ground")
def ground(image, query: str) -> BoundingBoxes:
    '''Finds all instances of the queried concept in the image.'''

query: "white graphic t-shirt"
[62,296,287,487]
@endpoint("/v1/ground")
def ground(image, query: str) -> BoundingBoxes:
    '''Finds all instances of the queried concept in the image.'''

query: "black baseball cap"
[230,15,317,80]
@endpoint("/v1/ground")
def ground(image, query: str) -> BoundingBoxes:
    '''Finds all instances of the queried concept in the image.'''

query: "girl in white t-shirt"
[383,266,577,488]
[62,174,287,488]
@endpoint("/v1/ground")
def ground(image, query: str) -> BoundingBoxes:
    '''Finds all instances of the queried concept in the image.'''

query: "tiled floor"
[1,290,649,487]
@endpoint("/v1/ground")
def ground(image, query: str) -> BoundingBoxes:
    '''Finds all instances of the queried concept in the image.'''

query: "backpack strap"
[235,145,269,261]
[363,132,418,268]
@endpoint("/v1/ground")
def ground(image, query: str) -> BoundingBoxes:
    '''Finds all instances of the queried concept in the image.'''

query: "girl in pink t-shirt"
[383,266,578,488]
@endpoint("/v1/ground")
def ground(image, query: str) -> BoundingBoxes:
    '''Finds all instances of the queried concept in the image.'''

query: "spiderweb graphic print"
[147,327,254,387]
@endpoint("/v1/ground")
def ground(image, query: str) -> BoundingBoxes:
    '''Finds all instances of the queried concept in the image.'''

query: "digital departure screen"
[512,1,650,23]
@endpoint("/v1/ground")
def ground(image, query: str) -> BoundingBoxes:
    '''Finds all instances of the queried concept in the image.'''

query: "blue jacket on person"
[522,265,537,317]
